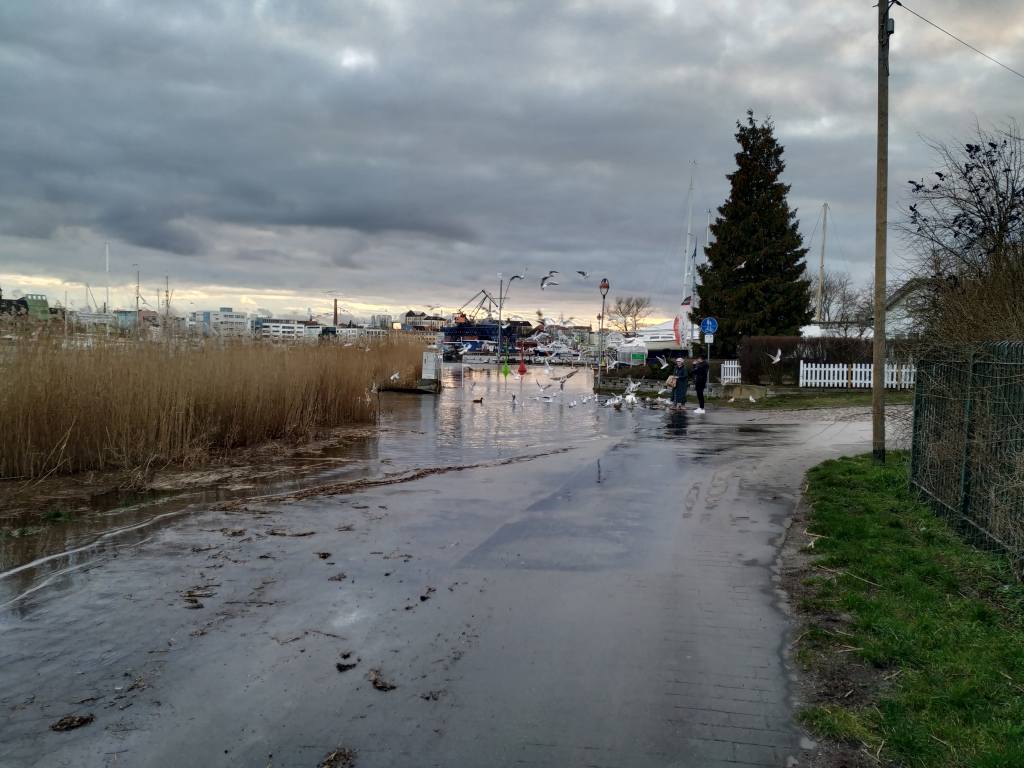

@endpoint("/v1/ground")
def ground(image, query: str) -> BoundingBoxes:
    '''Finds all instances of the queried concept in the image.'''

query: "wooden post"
[872,1,893,462]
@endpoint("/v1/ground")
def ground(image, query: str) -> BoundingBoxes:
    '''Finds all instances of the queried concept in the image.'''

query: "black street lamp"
[598,278,610,387]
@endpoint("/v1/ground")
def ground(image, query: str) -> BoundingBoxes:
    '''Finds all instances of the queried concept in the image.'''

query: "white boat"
[534,341,572,357]
[636,321,683,350]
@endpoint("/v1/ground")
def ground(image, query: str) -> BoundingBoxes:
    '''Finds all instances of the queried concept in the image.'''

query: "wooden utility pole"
[872,2,893,462]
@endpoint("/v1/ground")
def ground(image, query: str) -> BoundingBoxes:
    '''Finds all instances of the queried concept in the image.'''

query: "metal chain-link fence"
[910,342,1024,575]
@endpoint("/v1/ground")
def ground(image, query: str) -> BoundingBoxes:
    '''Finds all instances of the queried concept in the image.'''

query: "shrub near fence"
[739,335,877,385]
[738,336,802,385]
[910,342,1024,574]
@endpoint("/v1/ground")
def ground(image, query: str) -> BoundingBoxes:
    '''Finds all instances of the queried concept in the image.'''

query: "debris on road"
[368,669,396,691]
[336,654,359,673]
[319,746,357,768]
[50,713,95,732]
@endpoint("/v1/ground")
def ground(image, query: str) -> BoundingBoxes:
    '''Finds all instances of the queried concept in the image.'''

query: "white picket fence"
[720,360,741,384]
[799,361,916,390]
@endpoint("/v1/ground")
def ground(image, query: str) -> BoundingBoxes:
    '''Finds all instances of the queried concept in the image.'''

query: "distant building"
[401,310,445,332]
[74,311,117,328]
[259,319,325,341]
[211,307,247,336]
[114,309,157,329]
[187,307,248,336]
[369,314,393,330]
[21,294,50,321]
[0,293,50,321]
[422,315,446,331]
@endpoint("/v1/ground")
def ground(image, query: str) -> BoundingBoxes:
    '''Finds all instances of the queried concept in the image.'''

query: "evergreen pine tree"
[693,111,812,357]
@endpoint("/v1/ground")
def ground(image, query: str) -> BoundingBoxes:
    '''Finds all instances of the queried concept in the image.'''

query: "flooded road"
[0,365,605,601]
[1,367,875,767]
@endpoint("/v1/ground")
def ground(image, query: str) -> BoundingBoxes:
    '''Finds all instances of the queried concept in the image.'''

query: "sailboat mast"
[104,241,110,313]
[682,166,695,347]
[816,202,828,321]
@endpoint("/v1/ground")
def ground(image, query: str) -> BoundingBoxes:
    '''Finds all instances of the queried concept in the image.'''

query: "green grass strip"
[798,453,1024,767]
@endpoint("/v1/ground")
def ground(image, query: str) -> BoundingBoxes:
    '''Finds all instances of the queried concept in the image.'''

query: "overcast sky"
[0,0,1021,322]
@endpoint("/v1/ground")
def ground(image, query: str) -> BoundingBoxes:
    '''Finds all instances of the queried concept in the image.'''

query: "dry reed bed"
[0,335,425,479]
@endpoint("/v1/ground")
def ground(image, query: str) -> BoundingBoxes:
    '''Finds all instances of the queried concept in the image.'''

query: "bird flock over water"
[462,366,690,412]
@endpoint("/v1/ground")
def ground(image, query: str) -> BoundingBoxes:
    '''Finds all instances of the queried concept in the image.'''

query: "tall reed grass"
[0,334,425,479]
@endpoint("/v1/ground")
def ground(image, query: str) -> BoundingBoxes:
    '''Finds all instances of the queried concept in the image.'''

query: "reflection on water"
[664,410,689,436]
[0,364,611,598]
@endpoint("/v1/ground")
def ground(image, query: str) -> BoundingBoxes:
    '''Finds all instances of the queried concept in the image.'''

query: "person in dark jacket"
[670,357,689,410]
[691,354,709,414]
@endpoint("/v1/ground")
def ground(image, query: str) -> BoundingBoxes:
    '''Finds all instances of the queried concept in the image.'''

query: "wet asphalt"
[0,369,873,768]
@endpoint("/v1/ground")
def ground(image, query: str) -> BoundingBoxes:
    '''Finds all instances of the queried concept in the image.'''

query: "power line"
[894,1,1024,82]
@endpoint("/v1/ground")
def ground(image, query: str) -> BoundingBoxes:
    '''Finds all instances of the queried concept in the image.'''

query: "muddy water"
[0,364,609,604]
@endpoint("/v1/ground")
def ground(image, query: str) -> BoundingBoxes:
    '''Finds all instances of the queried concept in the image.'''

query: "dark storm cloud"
[0,0,1020,315]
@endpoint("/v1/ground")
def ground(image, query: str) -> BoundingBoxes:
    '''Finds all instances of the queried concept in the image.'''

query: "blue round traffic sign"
[700,317,718,334]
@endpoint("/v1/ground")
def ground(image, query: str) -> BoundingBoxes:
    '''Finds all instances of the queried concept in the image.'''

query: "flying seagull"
[390,371,401,381]
[748,395,757,403]
[536,380,553,391]
[540,276,559,290]
[656,355,669,370]
[576,270,589,278]
[766,348,783,365]
[509,273,525,282]
[736,261,747,270]
[554,369,579,389]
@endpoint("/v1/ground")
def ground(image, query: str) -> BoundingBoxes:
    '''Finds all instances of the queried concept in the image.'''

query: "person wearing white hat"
[669,357,689,410]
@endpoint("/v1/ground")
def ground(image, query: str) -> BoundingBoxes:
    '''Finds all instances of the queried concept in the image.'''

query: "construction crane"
[457,289,499,322]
